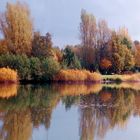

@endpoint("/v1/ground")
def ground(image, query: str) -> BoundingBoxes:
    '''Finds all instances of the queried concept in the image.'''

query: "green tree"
[42,57,60,81]
[62,47,81,69]
[0,54,31,80]
[30,57,42,80]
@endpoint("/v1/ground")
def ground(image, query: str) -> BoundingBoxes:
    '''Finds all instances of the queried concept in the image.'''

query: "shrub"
[41,57,61,81]
[0,68,18,83]
[0,54,30,80]
[12,54,31,80]
[30,57,42,80]
[0,54,61,81]
[53,69,102,82]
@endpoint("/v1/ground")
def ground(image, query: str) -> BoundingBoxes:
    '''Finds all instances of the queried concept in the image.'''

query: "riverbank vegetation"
[0,2,140,82]
[54,69,101,82]
[103,73,140,82]
[0,68,17,83]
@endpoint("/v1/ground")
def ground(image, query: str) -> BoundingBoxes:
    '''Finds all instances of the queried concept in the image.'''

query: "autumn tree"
[134,40,140,68]
[97,20,111,69]
[53,47,63,62]
[79,10,97,70]
[108,32,135,73]
[97,19,111,48]
[0,39,8,54]
[117,27,132,49]
[79,10,112,70]
[32,32,56,58]
[100,58,112,74]
[0,2,33,55]
[80,9,97,48]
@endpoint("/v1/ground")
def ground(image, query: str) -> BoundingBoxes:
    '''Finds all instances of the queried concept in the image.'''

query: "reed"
[54,69,102,82]
[0,68,18,83]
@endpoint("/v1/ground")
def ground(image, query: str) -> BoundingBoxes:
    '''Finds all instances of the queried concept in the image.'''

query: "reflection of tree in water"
[133,90,140,116]
[31,91,60,129]
[0,109,32,140]
[62,95,80,110]
[0,84,138,140]
[0,85,61,140]
[79,94,110,140]
[79,88,135,140]
[109,89,135,128]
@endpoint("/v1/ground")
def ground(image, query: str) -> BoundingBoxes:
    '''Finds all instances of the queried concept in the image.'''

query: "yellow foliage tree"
[0,2,33,55]
[134,41,140,67]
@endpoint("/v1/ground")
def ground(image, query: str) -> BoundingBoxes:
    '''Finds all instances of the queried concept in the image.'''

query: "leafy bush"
[0,54,60,81]
[30,57,42,80]
[0,54,30,80]
[41,57,60,81]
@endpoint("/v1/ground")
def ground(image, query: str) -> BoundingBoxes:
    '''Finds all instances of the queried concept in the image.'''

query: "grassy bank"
[102,73,140,83]
[1,67,140,85]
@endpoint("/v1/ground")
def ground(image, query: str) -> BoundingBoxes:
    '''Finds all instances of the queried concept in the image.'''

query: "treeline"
[73,10,137,74]
[0,2,140,81]
[62,10,140,74]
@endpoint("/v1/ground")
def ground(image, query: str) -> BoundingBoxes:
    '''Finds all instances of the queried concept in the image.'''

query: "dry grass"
[54,69,102,82]
[0,68,18,83]
[0,84,18,98]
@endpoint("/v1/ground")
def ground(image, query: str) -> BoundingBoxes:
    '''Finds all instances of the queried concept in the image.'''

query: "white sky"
[0,0,140,47]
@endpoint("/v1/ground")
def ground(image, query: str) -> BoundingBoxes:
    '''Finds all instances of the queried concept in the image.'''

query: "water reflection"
[79,88,135,140]
[0,84,139,140]
[0,84,17,99]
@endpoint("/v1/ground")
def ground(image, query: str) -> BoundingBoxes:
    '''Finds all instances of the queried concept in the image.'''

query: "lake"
[0,83,140,140]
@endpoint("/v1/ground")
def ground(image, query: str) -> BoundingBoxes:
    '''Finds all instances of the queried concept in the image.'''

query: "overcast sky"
[0,0,140,47]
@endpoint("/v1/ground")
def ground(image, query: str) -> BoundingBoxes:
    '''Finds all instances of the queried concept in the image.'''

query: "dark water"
[0,83,140,140]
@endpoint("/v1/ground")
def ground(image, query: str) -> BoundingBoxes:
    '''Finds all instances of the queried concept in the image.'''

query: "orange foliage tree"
[0,39,8,54]
[100,58,112,70]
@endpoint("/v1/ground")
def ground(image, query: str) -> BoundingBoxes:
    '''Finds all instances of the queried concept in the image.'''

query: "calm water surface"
[0,83,140,140]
